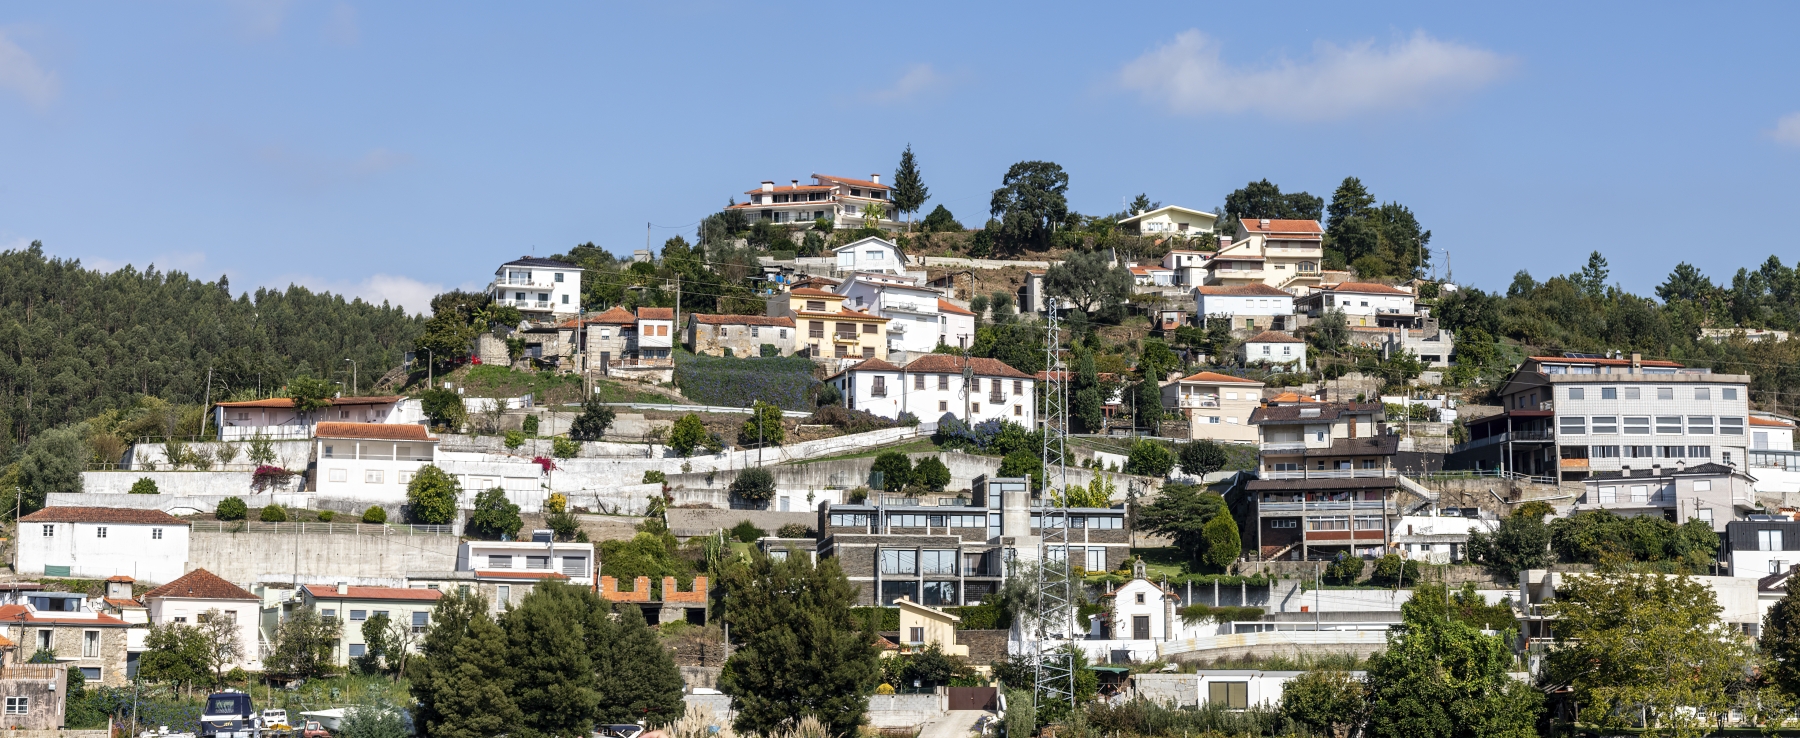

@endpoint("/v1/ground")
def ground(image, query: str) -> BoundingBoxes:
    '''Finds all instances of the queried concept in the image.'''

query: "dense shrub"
[129,478,158,495]
[912,457,951,493]
[730,520,767,543]
[215,497,247,521]
[316,510,335,522]
[776,523,810,538]
[643,470,668,485]
[259,504,288,523]
[933,415,1046,458]
[1324,555,1365,585]
[522,415,540,435]
[806,405,897,434]
[551,437,580,459]
[870,451,913,492]
[730,467,776,502]
[1548,509,1719,571]
[361,506,387,524]
[674,353,819,411]
[504,430,525,450]
[1368,554,1420,586]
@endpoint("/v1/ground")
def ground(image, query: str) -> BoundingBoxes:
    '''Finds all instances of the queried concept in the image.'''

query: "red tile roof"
[314,422,436,441]
[1177,371,1264,384]
[1196,284,1292,297]
[1238,218,1324,235]
[1752,416,1796,428]
[302,585,445,602]
[813,174,890,190]
[1325,282,1412,296]
[216,395,402,409]
[789,288,842,298]
[828,358,902,380]
[743,184,836,195]
[103,598,144,609]
[0,604,131,627]
[586,306,638,325]
[473,570,570,580]
[20,507,188,526]
[689,314,796,327]
[1246,330,1304,344]
[902,354,1033,379]
[936,299,974,316]
[637,307,675,321]
[105,576,134,583]
[144,568,258,601]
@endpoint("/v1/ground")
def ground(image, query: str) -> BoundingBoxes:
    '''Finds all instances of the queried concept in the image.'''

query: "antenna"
[1033,297,1074,713]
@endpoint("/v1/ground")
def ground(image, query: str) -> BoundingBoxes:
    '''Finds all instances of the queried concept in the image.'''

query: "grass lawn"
[592,378,689,405]
[1128,546,1189,578]
[782,437,940,465]
[455,365,586,404]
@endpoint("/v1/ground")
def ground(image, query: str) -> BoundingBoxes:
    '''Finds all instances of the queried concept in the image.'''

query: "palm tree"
[861,202,886,229]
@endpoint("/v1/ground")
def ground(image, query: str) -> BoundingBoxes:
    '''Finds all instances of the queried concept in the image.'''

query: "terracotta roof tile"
[637,307,675,321]
[1176,371,1264,384]
[1752,416,1795,428]
[813,174,890,190]
[20,507,188,526]
[314,422,436,441]
[689,314,795,327]
[743,184,836,195]
[789,288,842,298]
[1246,330,1304,344]
[216,395,402,409]
[901,354,1033,379]
[827,358,902,380]
[1238,218,1324,235]
[0,604,131,627]
[586,306,638,325]
[1196,284,1292,297]
[144,569,258,601]
[936,299,974,316]
[302,585,445,602]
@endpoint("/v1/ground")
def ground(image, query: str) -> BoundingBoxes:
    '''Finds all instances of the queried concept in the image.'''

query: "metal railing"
[1259,500,1397,513]
[219,425,313,441]
[608,357,673,368]
[189,521,454,535]
[1178,397,1221,409]
[1260,468,1396,480]
[1416,469,1558,484]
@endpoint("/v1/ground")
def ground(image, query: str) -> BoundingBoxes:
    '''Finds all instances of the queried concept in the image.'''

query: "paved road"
[917,710,991,738]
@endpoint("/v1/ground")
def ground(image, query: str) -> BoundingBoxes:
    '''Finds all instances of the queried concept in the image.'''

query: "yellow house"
[1205,218,1325,294]
[1117,205,1218,237]
[767,287,889,361]
[894,596,968,657]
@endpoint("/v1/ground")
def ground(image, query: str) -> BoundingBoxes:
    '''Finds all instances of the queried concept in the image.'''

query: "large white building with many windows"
[726,174,901,231]
[1451,354,1752,481]
[314,422,440,498]
[828,355,1036,427]
[487,257,583,318]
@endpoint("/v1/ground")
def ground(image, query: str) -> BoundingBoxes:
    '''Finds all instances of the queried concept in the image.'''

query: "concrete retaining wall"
[186,528,461,587]
[80,470,290,497]
[49,492,312,516]
[663,451,1156,510]
[125,440,313,470]
[865,693,947,728]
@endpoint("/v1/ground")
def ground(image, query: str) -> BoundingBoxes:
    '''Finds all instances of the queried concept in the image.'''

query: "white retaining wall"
[81,471,272,497]
[124,440,313,470]
[865,693,947,728]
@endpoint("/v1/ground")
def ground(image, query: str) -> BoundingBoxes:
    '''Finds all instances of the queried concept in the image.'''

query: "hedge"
[674,352,818,411]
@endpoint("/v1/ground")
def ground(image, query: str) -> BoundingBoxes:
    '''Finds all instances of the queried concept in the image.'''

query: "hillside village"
[11,159,1800,737]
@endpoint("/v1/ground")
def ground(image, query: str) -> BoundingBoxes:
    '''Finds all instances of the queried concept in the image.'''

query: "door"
[1133,615,1151,640]
[600,351,610,375]
[947,687,997,711]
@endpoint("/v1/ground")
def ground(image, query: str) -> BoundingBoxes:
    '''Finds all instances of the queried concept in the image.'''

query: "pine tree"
[429,609,522,738]
[1764,574,1800,696]
[407,592,486,733]
[892,145,929,231]
[720,553,881,736]
[506,583,605,735]
[595,604,686,726]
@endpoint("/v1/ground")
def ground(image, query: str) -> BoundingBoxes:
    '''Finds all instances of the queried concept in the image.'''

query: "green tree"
[1070,348,1106,434]
[668,413,706,457]
[568,394,616,442]
[730,467,776,502]
[507,582,605,735]
[1764,574,1800,697]
[1363,605,1540,738]
[259,504,287,522]
[892,144,929,231]
[138,623,211,691]
[870,451,913,492]
[1128,193,1155,215]
[129,477,159,494]
[1281,669,1366,738]
[428,603,520,738]
[409,592,492,736]
[720,550,881,736]
[1177,440,1230,477]
[1135,483,1230,565]
[286,376,335,420]
[1042,250,1132,313]
[357,612,393,674]
[595,604,686,725]
[339,704,408,738]
[1404,582,1517,632]
[1465,504,1551,573]
[16,425,88,512]
[268,608,338,679]
[1546,572,1751,737]
[1124,439,1174,477]
[215,497,247,521]
[997,450,1044,491]
[1201,512,1240,571]
[921,205,962,233]
[911,457,951,493]
[467,488,522,540]
[406,465,460,525]
[1219,179,1324,235]
[1577,250,1611,298]
[1308,308,1349,353]
[989,161,1070,252]
[361,505,387,524]
[418,388,465,430]
[739,401,785,447]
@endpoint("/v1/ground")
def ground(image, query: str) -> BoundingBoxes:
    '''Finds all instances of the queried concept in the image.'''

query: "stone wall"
[0,666,66,731]
[186,528,461,587]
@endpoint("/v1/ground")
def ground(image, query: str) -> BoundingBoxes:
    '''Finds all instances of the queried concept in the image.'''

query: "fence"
[1417,469,1557,485]
[186,521,455,536]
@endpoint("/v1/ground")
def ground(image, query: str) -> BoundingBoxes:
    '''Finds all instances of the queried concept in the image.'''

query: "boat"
[199,691,256,738]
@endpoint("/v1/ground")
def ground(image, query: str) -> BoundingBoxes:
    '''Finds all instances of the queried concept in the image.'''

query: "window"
[496,585,510,604]
[365,470,384,484]
[349,644,366,658]
[1689,445,1711,458]
[1695,387,1711,400]
[939,401,948,412]
[1270,519,1298,529]
[552,272,563,282]
[5,697,28,715]
[1724,388,1739,400]
[1014,380,1024,395]
[1655,416,1683,434]
[562,556,588,577]
[1658,446,1686,458]
[809,321,825,338]
[915,374,925,390]
[921,550,957,575]
[1597,486,1616,504]
[1602,387,1618,399]
[1721,417,1746,435]
[96,526,107,539]
[871,376,887,397]
[323,445,335,458]
[79,667,99,682]
[1569,388,1585,400]
[412,612,429,633]
[350,610,367,621]
[1591,416,1618,434]
[35,630,50,652]
[1761,529,1784,551]
[862,347,875,359]
[1623,417,1650,435]
[780,329,787,339]
[526,556,550,569]
[1657,387,1674,400]
[41,525,52,537]
[1591,445,1620,458]
[1014,405,1023,417]
[1625,387,1641,400]
[972,403,980,413]
[329,468,348,483]
[561,295,569,304]
[1087,548,1107,571]
[488,554,512,569]
[152,528,162,540]
[322,609,337,620]
[1626,445,1655,458]
[829,513,871,527]
[938,375,949,390]
[909,627,924,643]
[922,581,956,606]
[881,549,918,575]
[862,323,877,335]
[1694,479,1712,492]
[835,345,848,358]
[1680,416,1712,435]
[1208,682,1249,710]
[1560,417,1586,435]
[83,630,99,658]
[1307,516,1349,531]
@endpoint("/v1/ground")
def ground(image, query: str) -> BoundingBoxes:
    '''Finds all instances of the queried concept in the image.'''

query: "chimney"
[761,181,775,192]
[871,173,881,185]
[1621,465,1631,477]
[1629,352,1641,372]
[336,582,348,595]
[1259,218,1270,229]
[791,179,799,189]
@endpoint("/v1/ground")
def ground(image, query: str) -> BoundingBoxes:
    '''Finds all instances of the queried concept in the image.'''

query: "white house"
[1102,577,1182,642]
[1296,282,1418,328]
[16,507,191,584]
[300,584,444,667]
[834,274,974,358]
[1129,266,1176,290]
[1162,371,1265,444]
[828,355,1037,427]
[456,537,596,588]
[488,257,583,317]
[833,236,909,276]
[1753,416,1796,451]
[726,174,899,231]
[635,307,675,362]
[1389,513,1498,564]
[1195,284,1297,332]
[1162,250,1211,287]
[143,568,264,671]
[1119,206,1217,238]
[1240,330,1306,370]
[212,395,409,441]
[314,423,439,499]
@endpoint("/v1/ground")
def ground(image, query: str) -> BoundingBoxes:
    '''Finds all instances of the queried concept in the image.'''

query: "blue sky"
[4,2,1800,314]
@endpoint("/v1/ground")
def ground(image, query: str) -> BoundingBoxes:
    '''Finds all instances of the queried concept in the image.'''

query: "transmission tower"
[1033,298,1075,713]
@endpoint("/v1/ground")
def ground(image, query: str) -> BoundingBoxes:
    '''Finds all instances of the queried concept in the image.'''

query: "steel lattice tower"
[1033,298,1075,713]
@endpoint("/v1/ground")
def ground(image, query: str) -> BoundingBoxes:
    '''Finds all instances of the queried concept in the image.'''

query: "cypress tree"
[506,582,604,735]
[595,604,686,726]
[719,553,881,736]
[892,145,929,231]
[430,609,521,738]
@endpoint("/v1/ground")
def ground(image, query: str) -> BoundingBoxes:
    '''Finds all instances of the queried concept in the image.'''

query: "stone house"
[684,314,797,358]
[0,664,67,730]
[0,603,133,687]
[580,306,639,375]
[599,576,709,625]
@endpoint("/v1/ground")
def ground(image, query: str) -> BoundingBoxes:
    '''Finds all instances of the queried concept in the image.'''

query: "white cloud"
[1117,30,1513,121]
[0,30,59,109]
[866,64,948,104]
[1774,112,1800,147]
[326,2,359,46]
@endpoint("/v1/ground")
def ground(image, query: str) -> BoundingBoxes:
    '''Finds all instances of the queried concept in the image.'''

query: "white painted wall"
[1323,291,1415,316]
[146,597,262,670]
[491,263,582,316]
[17,521,190,584]
[315,438,437,497]
[1195,293,1295,318]
[834,370,1035,426]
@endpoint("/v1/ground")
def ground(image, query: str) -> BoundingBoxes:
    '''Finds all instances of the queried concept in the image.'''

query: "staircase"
[370,363,412,393]
[1396,475,1440,515]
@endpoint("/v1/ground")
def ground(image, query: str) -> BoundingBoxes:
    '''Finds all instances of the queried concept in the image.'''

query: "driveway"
[916,710,991,738]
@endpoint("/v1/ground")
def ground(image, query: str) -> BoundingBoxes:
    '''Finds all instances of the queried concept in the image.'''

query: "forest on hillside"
[0,243,425,456]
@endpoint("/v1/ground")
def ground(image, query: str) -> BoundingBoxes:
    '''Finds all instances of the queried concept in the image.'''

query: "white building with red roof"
[1241,330,1307,371]
[727,173,899,231]
[1195,284,1297,332]
[211,395,409,441]
[1207,218,1325,293]
[832,235,910,276]
[487,256,583,318]
[143,568,263,671]
[834,273,974,359]
[1296,282,1419,328]
[314,423,439,498]
[1162,371,1266,444]
[826,355,1036,427]
[16,507,191,584]
[299,583,444,667]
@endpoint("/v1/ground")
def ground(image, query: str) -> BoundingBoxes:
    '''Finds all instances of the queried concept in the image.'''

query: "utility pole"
[344,359,358,397]
[199,366,214,440]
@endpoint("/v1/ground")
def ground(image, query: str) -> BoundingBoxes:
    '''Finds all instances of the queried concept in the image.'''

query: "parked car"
[595,725,644,738]
[300,721,330,738]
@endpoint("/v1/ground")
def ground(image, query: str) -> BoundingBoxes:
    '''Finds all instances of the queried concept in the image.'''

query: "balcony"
[1260,468,1395,480]
[609,357,673,368]
[492,276,550,288]
[1259,441,1311,453]
[494,298,554,311]
[1260,500,1397,514]
[1178,396,1221,409]
[833,334,862,344]
[883,299,934,315]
